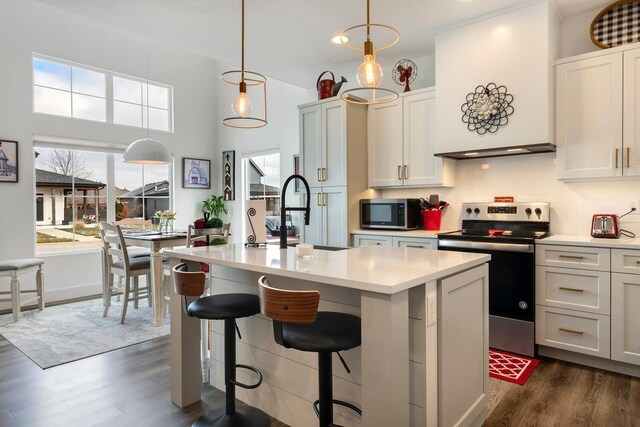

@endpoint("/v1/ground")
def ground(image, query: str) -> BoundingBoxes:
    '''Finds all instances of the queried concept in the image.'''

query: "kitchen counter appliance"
[438,202,550,357]
[591,214,619,238]
[360,198,421,230]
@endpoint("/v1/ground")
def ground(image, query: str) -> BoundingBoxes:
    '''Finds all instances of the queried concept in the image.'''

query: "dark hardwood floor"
[484,357,640,427]
[0,335,286,427]
[2,333,639,427]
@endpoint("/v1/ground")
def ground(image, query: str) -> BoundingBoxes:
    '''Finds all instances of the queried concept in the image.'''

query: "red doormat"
[489,349,540,385]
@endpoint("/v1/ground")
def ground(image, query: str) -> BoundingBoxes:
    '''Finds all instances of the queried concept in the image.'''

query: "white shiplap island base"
[165,244,490,427]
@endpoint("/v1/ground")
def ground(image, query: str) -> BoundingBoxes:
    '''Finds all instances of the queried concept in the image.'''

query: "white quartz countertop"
[351,229,457,238]
[539,234,640,249]
[164,244,489,295]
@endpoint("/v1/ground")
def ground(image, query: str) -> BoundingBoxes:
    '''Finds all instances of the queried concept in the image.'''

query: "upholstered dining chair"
[99,221,152,324]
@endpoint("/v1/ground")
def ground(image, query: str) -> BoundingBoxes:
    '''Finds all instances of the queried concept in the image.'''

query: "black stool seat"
[187,293,260,320]
[282,312,361,353]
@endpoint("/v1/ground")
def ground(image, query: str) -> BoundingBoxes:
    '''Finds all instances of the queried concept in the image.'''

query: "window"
[33,57,106,121]
[32,55,173,132]
[34,145,171,254]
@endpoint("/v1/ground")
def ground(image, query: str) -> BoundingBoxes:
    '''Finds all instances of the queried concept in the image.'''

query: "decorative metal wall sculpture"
[246,207,257,244]
[222,150,235,201]
[461,83,514,135]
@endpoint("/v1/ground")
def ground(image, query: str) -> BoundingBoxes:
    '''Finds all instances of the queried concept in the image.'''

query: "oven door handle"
[438,239,534,253]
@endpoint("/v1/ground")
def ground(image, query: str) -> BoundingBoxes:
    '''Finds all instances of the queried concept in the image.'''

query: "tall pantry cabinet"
[299,97,369,247]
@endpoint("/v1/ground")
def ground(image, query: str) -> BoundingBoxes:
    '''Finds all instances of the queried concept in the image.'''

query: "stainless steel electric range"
[438,202,550,357]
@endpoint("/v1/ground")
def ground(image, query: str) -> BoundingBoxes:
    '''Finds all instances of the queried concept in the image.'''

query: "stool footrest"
[313,398,362,424]
[230,364,263,389]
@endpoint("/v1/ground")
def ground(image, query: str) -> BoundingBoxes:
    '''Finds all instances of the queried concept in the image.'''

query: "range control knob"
[466,207,472,214]
[525,208,532,215]
[535,208,542,216]
[519,301,529,310]
[474,207,480,214]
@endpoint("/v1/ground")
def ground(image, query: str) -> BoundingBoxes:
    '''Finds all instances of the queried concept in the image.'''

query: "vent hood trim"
[434,143,556,160]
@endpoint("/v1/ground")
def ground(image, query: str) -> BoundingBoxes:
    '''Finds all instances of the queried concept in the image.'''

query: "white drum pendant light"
[221,0,268,128]
[338,0,399,105]
[123,40,172,165]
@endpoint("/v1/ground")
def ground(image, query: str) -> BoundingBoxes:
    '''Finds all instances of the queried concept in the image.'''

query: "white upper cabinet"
[368,88,453,188]
[556,46,640,180]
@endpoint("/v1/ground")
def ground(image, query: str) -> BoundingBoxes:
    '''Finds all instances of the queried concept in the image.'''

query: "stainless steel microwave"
[360,198,421,230]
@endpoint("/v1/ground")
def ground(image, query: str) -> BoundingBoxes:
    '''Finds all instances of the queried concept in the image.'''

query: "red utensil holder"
[422,210,442,231]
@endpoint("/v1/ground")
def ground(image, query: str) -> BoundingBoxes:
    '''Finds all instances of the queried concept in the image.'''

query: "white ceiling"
[35,0,610,88]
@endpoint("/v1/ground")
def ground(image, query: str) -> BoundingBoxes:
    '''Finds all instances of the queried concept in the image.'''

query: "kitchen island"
[165,244,490,427]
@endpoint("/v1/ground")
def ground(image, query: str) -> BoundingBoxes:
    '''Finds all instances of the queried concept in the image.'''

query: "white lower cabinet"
[305,187,348,247]
[536,305,610,358]
[611,248,640,365]
[537,244,640,368]
[352,234,437,249]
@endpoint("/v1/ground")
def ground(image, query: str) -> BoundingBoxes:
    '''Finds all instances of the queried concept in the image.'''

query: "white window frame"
[32,54,174,133]
[33,137,174,255]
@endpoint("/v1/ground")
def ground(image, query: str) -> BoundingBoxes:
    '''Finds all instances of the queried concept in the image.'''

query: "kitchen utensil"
[591,214,619,238]
[317,71,336,100]
[428,194,439,208]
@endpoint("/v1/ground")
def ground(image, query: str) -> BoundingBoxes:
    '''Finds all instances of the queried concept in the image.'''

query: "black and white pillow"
[592,1,640,48]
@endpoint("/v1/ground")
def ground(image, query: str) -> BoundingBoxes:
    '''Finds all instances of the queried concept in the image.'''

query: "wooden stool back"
[258,276,319,324]
[172,263,206,297]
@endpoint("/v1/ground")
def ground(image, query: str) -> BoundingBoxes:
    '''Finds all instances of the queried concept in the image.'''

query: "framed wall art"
[0,140,18,183]
[223,150,235,201]
[182,157,211,189]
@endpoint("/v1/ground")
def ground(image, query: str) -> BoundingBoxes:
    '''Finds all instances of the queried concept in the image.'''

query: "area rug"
[489,349,540,385]
[0,298,169,369]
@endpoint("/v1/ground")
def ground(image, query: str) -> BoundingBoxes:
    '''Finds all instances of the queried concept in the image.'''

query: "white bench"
[0,259,45,321]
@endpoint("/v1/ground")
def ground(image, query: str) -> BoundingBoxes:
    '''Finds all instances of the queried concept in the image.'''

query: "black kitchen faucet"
[280,174,310,249]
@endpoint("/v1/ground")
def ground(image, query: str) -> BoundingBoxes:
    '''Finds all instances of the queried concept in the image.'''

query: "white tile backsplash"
[381,153,640,237]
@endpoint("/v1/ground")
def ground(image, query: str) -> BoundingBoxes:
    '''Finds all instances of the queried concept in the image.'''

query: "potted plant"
[201,195,228,232]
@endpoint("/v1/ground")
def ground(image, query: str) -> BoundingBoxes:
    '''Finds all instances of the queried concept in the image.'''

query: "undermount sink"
[286,243,351,252]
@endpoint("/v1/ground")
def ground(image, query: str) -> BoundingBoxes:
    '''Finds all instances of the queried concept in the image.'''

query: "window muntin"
[33,57,107,122]
[32,55,173,132]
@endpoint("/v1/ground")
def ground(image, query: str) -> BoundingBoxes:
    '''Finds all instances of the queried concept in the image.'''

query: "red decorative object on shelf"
[422,210,442,231]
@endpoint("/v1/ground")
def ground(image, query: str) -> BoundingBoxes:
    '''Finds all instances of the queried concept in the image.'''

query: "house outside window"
[34,146,171,254]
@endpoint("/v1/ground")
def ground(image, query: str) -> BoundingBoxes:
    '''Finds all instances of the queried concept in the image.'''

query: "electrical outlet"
[630,200,639,212]
[427,294,437,326]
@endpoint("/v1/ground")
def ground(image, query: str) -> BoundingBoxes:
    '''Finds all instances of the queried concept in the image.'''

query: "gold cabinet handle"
[636,260,640,264]
[559,254,584,260]
[322,168,327,182]
[317,193,322,206]
[404,165,408,180]
[627,147,631,169]
[559,286,584,293]
[397,165,402,180]
[323,192,327,206]
[559,327,584,335]
[317,168,321,181]
[616,148,619,169]
[406,245,424,248]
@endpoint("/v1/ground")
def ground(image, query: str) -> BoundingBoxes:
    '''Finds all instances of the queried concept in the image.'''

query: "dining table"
[121,230,188,326]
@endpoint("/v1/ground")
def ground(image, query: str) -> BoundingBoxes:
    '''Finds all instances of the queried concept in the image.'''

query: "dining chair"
[99,221,152,324]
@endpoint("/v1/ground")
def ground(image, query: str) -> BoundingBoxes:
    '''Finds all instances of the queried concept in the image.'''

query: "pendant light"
[338,0,399,105]
[221,0,267,128]
[124,39,172,165]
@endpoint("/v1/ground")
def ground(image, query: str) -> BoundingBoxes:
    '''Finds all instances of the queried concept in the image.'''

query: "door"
[623,48,640,177]
[303,187,325,246]
[300,104,322,187]
[556,54,623,179]
[322,100,347,187]
[323,187,348,247]
[611,272,640,365]
[403,90,442,186]
[367,99,403,187]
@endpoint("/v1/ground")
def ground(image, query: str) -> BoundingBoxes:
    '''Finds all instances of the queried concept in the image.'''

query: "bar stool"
[172,263,270,427]
[0,259,45,321]
[258,276,362,427]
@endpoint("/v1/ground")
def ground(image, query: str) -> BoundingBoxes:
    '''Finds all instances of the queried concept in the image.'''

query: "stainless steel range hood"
[434,143,555,160]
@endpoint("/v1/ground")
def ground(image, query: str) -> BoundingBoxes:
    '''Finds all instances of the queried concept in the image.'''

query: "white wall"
[212,60,311,244]
[0,0,217,302]
[381,153,640,236]
[559,7,601,58]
